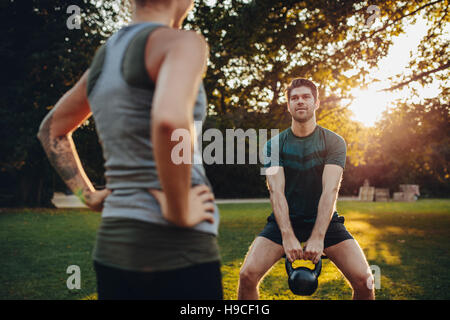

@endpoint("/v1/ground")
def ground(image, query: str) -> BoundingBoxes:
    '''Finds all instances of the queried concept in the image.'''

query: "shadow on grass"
[2,200,449,300]
[217,200,450,300]
[337,200,450,300]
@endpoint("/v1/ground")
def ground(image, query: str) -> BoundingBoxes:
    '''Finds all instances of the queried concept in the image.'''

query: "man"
[238,78,374,300]
[38,0,221,299]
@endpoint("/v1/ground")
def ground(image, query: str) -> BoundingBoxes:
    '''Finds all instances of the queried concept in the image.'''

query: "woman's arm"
[149,30,215,227]
[37,70,110,211]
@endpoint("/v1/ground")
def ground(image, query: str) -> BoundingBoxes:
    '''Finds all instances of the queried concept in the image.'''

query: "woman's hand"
[150,185,215,227]
[83,189,111,212]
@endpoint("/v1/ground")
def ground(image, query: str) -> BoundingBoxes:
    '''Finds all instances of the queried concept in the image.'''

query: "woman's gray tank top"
[87,22,219,235]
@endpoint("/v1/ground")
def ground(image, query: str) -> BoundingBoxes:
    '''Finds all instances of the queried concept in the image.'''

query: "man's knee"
[351,269,375,293]
[239,266,261,288]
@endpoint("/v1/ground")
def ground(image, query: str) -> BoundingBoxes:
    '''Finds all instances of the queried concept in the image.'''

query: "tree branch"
[317,98,354,121]
[342,0,445,52]
[380,61,450,92]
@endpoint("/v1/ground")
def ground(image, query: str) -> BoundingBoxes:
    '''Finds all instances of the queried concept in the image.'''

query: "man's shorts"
[258,214,354,249]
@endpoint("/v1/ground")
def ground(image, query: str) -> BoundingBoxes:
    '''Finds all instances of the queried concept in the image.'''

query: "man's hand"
[83,189,111,212]
[150,185,215,227]
[303,237,324,264]
[282,234,304,263]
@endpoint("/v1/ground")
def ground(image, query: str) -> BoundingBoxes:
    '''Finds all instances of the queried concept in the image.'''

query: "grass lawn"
[1,199,449,300]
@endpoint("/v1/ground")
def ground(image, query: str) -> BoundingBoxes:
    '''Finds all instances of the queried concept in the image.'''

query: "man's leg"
[324,239,375,300]
[238,236,285,300]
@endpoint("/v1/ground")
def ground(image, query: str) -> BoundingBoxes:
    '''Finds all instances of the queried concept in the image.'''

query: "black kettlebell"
[285,258,322,296]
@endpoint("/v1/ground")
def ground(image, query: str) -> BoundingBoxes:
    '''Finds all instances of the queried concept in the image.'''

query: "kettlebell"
[285,258,322,296]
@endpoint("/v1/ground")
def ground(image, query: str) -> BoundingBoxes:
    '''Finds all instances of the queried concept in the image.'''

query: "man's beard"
[292,109,315,123]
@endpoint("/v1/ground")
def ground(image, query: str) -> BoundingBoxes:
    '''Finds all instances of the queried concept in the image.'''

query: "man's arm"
[304,164,343,263]
[37,70,110,211]
[266,167,303,262]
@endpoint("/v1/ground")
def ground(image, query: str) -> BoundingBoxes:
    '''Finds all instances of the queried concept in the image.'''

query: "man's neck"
[291,118,317,137]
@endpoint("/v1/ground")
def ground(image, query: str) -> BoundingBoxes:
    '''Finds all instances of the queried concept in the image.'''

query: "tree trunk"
[14,165,55,208]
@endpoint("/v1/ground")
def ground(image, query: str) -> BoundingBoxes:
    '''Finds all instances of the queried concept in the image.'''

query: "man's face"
[287,86,319,123]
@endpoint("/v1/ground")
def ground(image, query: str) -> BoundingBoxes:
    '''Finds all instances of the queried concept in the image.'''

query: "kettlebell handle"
[313,258,322,277]
[285,258,294,274]
[285,258,322,277]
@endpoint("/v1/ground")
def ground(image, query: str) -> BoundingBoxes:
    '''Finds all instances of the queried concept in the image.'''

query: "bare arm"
[312,164,343,238]
[150,31,214,227]
[37,70,110,211]
[304,164,343,263]
[267,166,303,262]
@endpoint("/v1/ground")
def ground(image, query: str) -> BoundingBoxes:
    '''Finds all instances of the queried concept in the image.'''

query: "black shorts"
[94,260,223,300]
[259,215,354,250]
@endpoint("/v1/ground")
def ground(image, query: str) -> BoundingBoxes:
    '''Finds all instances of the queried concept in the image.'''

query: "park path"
[51,193,358,208]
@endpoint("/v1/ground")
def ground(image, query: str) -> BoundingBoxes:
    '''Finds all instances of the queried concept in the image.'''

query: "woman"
[38,0,222,299]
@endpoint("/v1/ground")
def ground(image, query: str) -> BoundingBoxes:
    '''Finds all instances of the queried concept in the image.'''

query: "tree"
[188,0,445,111]
[358,87,449,197]
[186,0,448,197]
[0,0,125,206]
[1,0,447,205]
[382,0,449,91]
[187,0,447,154]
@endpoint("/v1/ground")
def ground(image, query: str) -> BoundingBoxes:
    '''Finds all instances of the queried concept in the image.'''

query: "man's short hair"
[285,78,319,102]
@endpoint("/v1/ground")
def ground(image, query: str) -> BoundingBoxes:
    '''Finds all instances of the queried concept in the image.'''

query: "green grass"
[1,199,449,300]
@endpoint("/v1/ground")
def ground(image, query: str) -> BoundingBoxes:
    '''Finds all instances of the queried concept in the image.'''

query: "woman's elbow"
[152,113,190,134]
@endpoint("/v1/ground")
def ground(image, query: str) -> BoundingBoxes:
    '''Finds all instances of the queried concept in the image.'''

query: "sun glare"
[348,17,439,127]
[349,88,393,127]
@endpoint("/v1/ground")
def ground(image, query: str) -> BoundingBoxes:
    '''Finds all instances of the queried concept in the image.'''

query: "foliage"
[0,0,447,205]
[359,88,449,197]
[0,0,122,206]
[383,0,449,91]
[188,0,447,116]
[188,0,449,198]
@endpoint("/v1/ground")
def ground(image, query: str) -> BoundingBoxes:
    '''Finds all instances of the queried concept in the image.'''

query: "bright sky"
[347,17,442,127]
